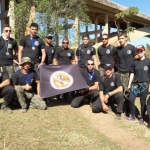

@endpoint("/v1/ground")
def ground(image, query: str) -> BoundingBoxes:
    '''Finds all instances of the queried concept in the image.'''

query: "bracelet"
[107,93,111,97]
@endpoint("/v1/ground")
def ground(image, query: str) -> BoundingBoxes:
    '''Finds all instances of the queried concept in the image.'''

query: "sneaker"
[126,116,135,121]
[21,109,27,113]
[139,119,144,125]
[1,107,12,114]
[115,114,121,120]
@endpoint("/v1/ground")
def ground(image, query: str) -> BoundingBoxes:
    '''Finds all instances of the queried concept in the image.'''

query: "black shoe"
[115,113,121,120]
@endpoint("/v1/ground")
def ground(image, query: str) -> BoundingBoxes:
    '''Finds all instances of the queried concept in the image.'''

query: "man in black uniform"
[97,33,116,76]
[0,66,15,113]
[75,34,98,72]
[99,64,124,119]
[12,57,47,113]
[44,34,55,65]
[115,32,136,90]
[0,24,18,78]
[18,23,46,69]
[53,38,75,101]
[71,59,101,113]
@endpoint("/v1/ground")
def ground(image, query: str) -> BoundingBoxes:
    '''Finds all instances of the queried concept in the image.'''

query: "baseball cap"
[45,34,53,38]
[136,45,145,51]
[104,64,114,69]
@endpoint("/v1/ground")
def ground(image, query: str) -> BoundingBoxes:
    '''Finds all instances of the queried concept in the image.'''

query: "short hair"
[30,23,38,28]
[86,58,94,63]
[82,34,90,39]
[102,33,108,37]
[3,24,11,30]
[62,38,69,43]
[117,31,127,38]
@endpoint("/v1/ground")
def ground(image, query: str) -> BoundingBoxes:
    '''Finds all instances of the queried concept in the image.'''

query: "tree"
[10,0,90,45]
[115,7,139,39]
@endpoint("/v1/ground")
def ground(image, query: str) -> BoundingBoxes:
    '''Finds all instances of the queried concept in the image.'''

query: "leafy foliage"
[11,0,90,44]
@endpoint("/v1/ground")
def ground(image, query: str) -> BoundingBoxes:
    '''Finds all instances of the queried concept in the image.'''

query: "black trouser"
[128,89,147,119]
[0,85,15,108]
[71,90,101,113]
[147,98,150,122]
[99,92,124,113]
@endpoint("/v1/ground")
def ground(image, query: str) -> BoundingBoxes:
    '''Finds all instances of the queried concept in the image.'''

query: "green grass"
[0,101,123,150]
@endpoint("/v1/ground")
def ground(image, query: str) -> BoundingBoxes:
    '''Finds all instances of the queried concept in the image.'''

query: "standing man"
[53,38,75,101]
[115,32,136,90]
[99,64,124,119]
[12,57,47,113]
[75,34,98,72]
[18,23,46,69]
[0,24,18,78]
[97,33,116,76]
[44,34,55,65]
[71,59,101,113]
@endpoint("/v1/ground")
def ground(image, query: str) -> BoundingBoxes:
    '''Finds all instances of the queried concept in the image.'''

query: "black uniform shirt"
[0,36,18,66]
[0,67,9,83]
[54,47,74,65]
[115,44,136,73]
[82,68,100,86]
[12,69,39,87]
[45,44,55,65]
[76,45,96,68]
[97,44,116,68]
[99,74,122,95]
[130,58,150,83]
[20,35,45,63]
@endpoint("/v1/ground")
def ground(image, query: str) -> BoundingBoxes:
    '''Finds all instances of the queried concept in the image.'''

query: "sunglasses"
[87,63,94,66]
[62,42,69,44]
[102,38,108,40]
[5,30,11,33]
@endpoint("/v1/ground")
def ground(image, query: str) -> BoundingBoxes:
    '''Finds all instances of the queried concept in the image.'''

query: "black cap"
[104,64,114,69]
[136,45,145,51]
[45,34,53,38]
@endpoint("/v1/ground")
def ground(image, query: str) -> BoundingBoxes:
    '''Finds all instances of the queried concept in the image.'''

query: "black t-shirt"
[0,36,18,66]
[130,58,150,83]
[99,74,122,95]
[45,44,55,65]
[97,44,116,68]
[115,44,136,73]
[76,45,96,68]
[54,47,74,65]
[12,69,39,88]
[0,67,9,83]
[20,35,45,63]
[81,68,100,86]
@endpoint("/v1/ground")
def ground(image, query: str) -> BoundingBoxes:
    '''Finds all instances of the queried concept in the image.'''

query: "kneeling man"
[71,59,101,113]
[12,57,47,113]
[99,64,124,119]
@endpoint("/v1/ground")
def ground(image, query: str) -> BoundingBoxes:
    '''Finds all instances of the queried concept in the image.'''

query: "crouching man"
[0,66,14,113]
[99,64,124,119]
[12,57,47,113]
[71,59,101,113]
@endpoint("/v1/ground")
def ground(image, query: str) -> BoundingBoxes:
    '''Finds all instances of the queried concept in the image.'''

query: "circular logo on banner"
[110,82,114,86]
[50,71,73,89]
[34,41,39,46]
[144,66,148,71]
[106,49,110,54]
[67,53,71,56]
[8,44,12,49]
[127,50,132,54]
[51,50,54,53]
[87,50,91,54]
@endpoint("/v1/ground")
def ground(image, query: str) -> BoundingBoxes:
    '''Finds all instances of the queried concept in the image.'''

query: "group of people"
[0,22,150,128]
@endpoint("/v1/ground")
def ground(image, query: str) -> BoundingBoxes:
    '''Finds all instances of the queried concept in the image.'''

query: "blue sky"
[111,0,150,47]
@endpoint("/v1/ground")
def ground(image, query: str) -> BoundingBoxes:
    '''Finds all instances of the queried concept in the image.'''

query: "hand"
[37,94,43,100]
[134,54,139,59]
[84,87,89,91]
[38,63,44,68]
[102,103,109,112]
[127,85,131,90]
[104,94,109,103]
[24,84,32,91]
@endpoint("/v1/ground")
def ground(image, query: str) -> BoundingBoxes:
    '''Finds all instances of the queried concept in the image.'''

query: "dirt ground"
[78,105,150,150]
